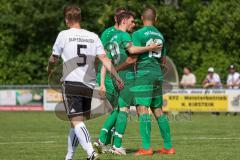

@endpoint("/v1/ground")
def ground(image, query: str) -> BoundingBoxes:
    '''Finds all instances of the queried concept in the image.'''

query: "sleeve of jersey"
[52,32,64,56]
[122,32,133,49]
[132,32,141,46]
[95,36,106,55]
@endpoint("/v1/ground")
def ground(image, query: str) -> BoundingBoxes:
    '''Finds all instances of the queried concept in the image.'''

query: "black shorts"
[62,81,93,119]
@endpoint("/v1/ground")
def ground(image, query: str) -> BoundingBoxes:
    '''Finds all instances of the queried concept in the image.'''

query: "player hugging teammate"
[94,7,175,156]
[49,5,175,160]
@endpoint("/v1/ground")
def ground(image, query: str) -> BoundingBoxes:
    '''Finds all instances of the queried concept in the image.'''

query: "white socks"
[74,122,94,157]
[65,128,78,160]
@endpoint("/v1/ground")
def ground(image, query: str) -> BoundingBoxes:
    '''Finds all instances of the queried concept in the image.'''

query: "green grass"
[0,112,240,160]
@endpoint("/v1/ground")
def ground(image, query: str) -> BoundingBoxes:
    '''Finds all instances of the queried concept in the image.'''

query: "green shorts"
[97,73,119,107]
[133,69,163,108]
[118,71,135,108]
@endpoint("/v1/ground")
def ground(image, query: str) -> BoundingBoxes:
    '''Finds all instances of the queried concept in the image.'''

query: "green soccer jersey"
[106,30,134,80]
[132,25,166,72]
[132,25,165,108]
[107,30,135,108]
[96,26,119,107]
[97,26,119,74]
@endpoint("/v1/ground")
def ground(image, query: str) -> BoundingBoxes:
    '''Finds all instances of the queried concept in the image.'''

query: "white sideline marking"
[0,141,55,145]
[120,137,240,141]
[0,136,60,139]
[183,137,240,140]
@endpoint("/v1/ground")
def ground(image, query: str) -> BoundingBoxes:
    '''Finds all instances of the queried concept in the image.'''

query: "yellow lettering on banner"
[163,94,228,112]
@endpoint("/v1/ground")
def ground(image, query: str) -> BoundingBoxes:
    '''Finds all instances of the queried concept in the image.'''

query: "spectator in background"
[237,77,240,88]
[227,64,240,89]
[202,67,221,116]
[180,67,196,88]
[202,67,221,89]
[226,65,239,116]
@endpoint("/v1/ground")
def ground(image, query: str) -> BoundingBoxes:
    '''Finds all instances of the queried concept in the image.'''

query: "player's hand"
[99,84,106,99]
[149,43,163,51]
[115,77,124,90]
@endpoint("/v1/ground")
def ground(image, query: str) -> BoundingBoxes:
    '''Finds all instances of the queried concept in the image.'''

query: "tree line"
[0,0,239,85]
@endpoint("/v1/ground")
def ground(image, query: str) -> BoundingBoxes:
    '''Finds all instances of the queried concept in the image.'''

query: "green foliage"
[0,0,239,84]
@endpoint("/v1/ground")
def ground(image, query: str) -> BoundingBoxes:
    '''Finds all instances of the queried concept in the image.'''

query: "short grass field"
[0,112,240,160]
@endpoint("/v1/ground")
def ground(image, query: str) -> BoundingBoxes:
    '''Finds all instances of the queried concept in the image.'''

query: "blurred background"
[0,1,240,160]
[0,0,239,85]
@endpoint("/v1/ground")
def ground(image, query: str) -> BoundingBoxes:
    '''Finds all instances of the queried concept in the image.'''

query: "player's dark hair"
[116,11,135,25]
[64,5,81,22]
[114,7,127,16]
[142,7,156,21]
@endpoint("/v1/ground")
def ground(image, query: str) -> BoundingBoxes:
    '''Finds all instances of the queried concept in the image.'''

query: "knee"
[71,116,84,127]
[152,108,164,118]
[137,106,149,115]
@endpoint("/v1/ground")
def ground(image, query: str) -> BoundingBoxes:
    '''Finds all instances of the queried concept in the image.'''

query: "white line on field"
[0,141,55,145]
[0,136,60,139]
[183,137,240,140]
[111,136,240,141]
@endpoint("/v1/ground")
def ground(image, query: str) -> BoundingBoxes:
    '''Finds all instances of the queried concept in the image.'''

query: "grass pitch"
[0,112,240,160]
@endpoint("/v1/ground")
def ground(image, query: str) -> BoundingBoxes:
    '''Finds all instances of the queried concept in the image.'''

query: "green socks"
[113,111,128,148]
[99,109,119,144]
[157,114,172,149]
[139,114,151,149]
[104,127,115,145]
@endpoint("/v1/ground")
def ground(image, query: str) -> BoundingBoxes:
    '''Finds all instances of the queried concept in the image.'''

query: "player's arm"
[100,66,107,86]
[47,54,59,76]
[95,35,124,88]
[124,32,161,55]
[99,65,107,97]
[127,43,162,54]
[130,31,162,55]
[115,55,138,72]
[47,32,63,76]
[98,54,124,89]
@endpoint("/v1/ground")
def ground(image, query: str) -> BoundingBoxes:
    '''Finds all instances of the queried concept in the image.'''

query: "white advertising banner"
[0,90,16,105]
[226,89,240,112]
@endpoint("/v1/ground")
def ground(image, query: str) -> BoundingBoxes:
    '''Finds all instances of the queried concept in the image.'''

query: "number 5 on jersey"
[77,44,87,66]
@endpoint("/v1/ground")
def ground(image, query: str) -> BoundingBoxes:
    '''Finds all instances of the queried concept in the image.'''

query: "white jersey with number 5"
[52,28,105,88]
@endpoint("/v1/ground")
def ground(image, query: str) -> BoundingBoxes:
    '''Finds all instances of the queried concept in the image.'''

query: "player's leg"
[98,83,118,144]
[151,96,175,154]
[94,108,118,153]
[134,106,153,156]
[95,75,118,146]
[63,82,99,160]
[133,74,154,155]
[94,80,119,153]
[111,107,128,155]
[98,108,118,143]
[65,124,79,160]
[111,75,135,155]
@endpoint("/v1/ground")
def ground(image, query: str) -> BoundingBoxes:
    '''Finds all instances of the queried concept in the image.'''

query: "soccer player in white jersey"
[47,5,123,160]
